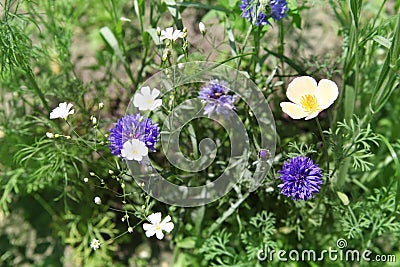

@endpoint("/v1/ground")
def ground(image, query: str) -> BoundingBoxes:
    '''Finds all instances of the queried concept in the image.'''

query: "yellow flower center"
[156,224,161,231]
[300,94,319,113]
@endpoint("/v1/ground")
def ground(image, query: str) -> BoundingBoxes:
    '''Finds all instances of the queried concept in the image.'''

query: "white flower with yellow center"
[280,76,339,120]
[49,102,75,120]
[142,212,174,240]
[133,86,162,111]
[90,238,100,250]
[121,139,148,162]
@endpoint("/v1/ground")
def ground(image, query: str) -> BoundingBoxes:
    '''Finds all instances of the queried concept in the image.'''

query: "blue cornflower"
[198,80,237,116]
[270,0,289,21]
[239,0,288,26]
[108,114,159,157]
[278,156,323,201]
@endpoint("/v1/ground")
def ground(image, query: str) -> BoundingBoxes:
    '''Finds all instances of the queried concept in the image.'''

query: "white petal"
[155,230,164,240]
[143,223,154,231]
[145,229,156,237]
[286,76,318,104]
[66,103,73,111]
[133,94,145,108]
[161,222,174,233]
[140,86,151,96]
[161,215,171,224]
[121,140,135,160]
[68,109,75,115]
[316,79,339,109]
[280,102,307,119]
[305,110,320,120]
[151,88,160,98]
[59,102,67,109]
[151,99,162,110]
[147,212,162,224]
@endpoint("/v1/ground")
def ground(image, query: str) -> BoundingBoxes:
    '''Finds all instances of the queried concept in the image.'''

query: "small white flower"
[49,102,74,120]
[160,27,184,42]
[142,212,174,240]
[128,227,133,233]
[46,132,54,138]
[90,238,101,250]
[83,177,89,183]
[121,139,148,162]
[98,102,104,109]
[133,86,162,111]
[94,196,102,205]
[199,22,206,34]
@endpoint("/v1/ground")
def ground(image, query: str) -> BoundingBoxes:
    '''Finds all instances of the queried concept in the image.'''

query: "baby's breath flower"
[128,227,133,233]
[98,102,104,109]
[46,132,54,138]
[160,27,184,42]
[280,76,339,120]
[108,169,114,175]
[90,238,101,250]
[89,172,95,176]
[94,196,102,205]
[49,102,74,120]
[83,177,89,183]
[133,86,162,111]
[120,139,148,162]
[143,212,174,240]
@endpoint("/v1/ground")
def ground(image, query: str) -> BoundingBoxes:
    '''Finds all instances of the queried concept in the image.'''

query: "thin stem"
[315,117,329,175]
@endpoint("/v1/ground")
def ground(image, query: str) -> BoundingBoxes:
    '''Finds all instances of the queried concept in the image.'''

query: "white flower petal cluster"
[49,102,75,120]
[143,212,174,240]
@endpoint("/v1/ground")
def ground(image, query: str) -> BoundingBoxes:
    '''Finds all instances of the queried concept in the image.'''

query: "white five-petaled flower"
[90,238,101,250]
[133,86,162,111]
[280,76,339,120]
[160,27,184,42]
[121,139,148,162]
[94,196,101,205]
[49,102,75,120]
[142,212,174,240]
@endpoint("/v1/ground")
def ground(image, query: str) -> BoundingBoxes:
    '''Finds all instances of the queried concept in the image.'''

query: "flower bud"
[199,22,206,35]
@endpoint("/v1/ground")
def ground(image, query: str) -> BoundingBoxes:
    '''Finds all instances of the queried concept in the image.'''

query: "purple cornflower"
[198,80,237,116]
[239,0,288,26]
[278,156,323,201]
[108,113,159,156]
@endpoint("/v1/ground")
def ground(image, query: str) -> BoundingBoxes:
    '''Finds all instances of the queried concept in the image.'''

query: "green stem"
[315,117,329,175]
[26,70,50,113]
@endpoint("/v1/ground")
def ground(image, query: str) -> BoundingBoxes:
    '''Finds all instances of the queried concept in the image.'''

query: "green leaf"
[99,26,123,60]
[177,237,196,249]
[373,35,391,49]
